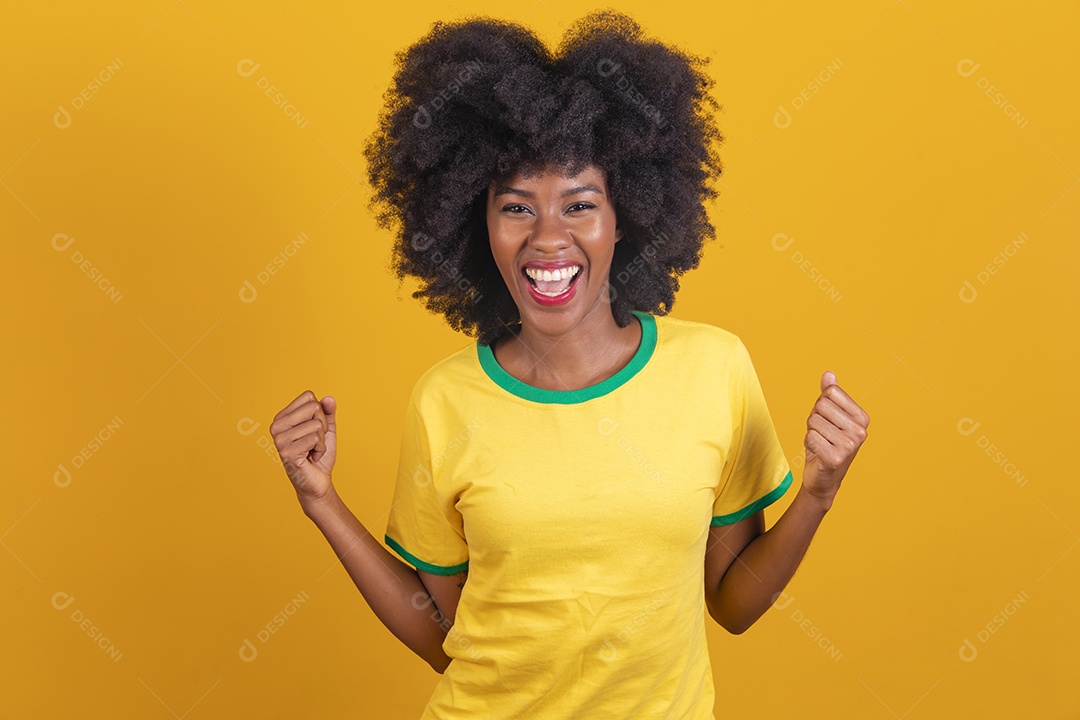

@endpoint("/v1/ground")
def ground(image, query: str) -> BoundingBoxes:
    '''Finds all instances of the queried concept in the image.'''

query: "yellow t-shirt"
[384,310,793,719]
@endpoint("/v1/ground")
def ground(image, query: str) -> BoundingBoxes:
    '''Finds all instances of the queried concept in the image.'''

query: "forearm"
[299,487,453,672]
[708,481,832,634]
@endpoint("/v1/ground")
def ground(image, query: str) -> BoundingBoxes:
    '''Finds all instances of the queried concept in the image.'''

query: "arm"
[417,569,468,627]
[300,488,455,673]
[704,486,830,634]
[705,370,869,634]
[271,390,467,673]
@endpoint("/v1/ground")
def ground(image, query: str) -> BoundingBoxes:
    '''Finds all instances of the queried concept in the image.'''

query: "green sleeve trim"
[711,469,794,526]
[384,534,469,575]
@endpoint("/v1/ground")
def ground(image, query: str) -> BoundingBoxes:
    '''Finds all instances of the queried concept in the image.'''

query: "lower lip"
[523,269,582,307]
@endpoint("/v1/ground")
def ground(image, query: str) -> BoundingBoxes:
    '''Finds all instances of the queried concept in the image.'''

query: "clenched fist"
[271,390,338,503]
[802,371,869,504]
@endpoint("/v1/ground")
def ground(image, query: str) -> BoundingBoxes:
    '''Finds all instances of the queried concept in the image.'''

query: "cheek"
[595,210,618,238]
[486,229,517,277]
[584,217,618,253]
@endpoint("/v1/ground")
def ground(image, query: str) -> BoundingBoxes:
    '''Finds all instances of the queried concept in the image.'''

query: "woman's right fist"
[271,390,338,503]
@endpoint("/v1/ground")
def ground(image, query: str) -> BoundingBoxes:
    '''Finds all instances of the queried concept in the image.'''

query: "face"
[486,162,623,335]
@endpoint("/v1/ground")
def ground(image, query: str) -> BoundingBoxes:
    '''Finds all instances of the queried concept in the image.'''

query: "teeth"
[525,265,581,281]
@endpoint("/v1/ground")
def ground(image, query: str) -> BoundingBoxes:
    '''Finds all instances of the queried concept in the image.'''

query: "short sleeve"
[711,338,794,525]
[383,392,469,575]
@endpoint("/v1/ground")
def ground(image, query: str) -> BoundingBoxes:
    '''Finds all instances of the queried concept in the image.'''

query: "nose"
[527,209,571,253]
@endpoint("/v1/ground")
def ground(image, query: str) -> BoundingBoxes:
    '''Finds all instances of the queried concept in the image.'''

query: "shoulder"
[407,339,484,412]
[653,312,745,361]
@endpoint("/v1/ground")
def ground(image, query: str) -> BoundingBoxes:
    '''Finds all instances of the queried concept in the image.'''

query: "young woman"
[271,10,869,719]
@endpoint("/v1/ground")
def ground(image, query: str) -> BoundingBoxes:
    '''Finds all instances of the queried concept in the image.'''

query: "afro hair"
[363,9,724,346]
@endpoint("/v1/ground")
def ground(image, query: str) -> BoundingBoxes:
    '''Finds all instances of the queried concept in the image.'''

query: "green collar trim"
[476,310,657,404]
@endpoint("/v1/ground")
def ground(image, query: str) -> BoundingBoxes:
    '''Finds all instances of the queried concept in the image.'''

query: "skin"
[271,162,871,675]
[484,162,640,393]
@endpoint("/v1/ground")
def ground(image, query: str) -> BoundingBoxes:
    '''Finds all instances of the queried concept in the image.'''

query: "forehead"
[490,162,606,189]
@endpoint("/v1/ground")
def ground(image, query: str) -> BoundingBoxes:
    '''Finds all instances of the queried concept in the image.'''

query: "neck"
[502,301,640,391]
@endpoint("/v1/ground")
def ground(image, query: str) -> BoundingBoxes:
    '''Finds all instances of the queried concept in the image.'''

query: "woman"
[271,10,869,719]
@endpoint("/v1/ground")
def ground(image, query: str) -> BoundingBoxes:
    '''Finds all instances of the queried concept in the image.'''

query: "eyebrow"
[493,184,604,199]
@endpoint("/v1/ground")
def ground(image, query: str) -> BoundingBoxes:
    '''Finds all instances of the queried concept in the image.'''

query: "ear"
[615,224,624,243]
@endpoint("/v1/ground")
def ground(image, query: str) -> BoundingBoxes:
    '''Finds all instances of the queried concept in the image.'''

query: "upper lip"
[521,259,583,272]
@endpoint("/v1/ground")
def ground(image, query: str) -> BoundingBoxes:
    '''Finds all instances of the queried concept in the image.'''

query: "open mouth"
[522,265,582,297]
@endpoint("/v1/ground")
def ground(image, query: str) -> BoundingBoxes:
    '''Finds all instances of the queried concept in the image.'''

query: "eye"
[501,204,531,214]
[567,202,595,212]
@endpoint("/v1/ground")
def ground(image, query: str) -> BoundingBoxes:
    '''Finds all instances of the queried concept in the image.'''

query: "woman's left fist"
[802,371,869,504]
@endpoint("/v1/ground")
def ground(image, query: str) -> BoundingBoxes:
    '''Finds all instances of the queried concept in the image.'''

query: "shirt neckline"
[475,310,657,404]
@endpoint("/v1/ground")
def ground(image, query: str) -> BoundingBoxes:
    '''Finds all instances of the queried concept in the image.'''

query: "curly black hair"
[363,9,724,346]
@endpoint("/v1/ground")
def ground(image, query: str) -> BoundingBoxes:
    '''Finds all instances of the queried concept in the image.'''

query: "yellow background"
[3,1,1077,717]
